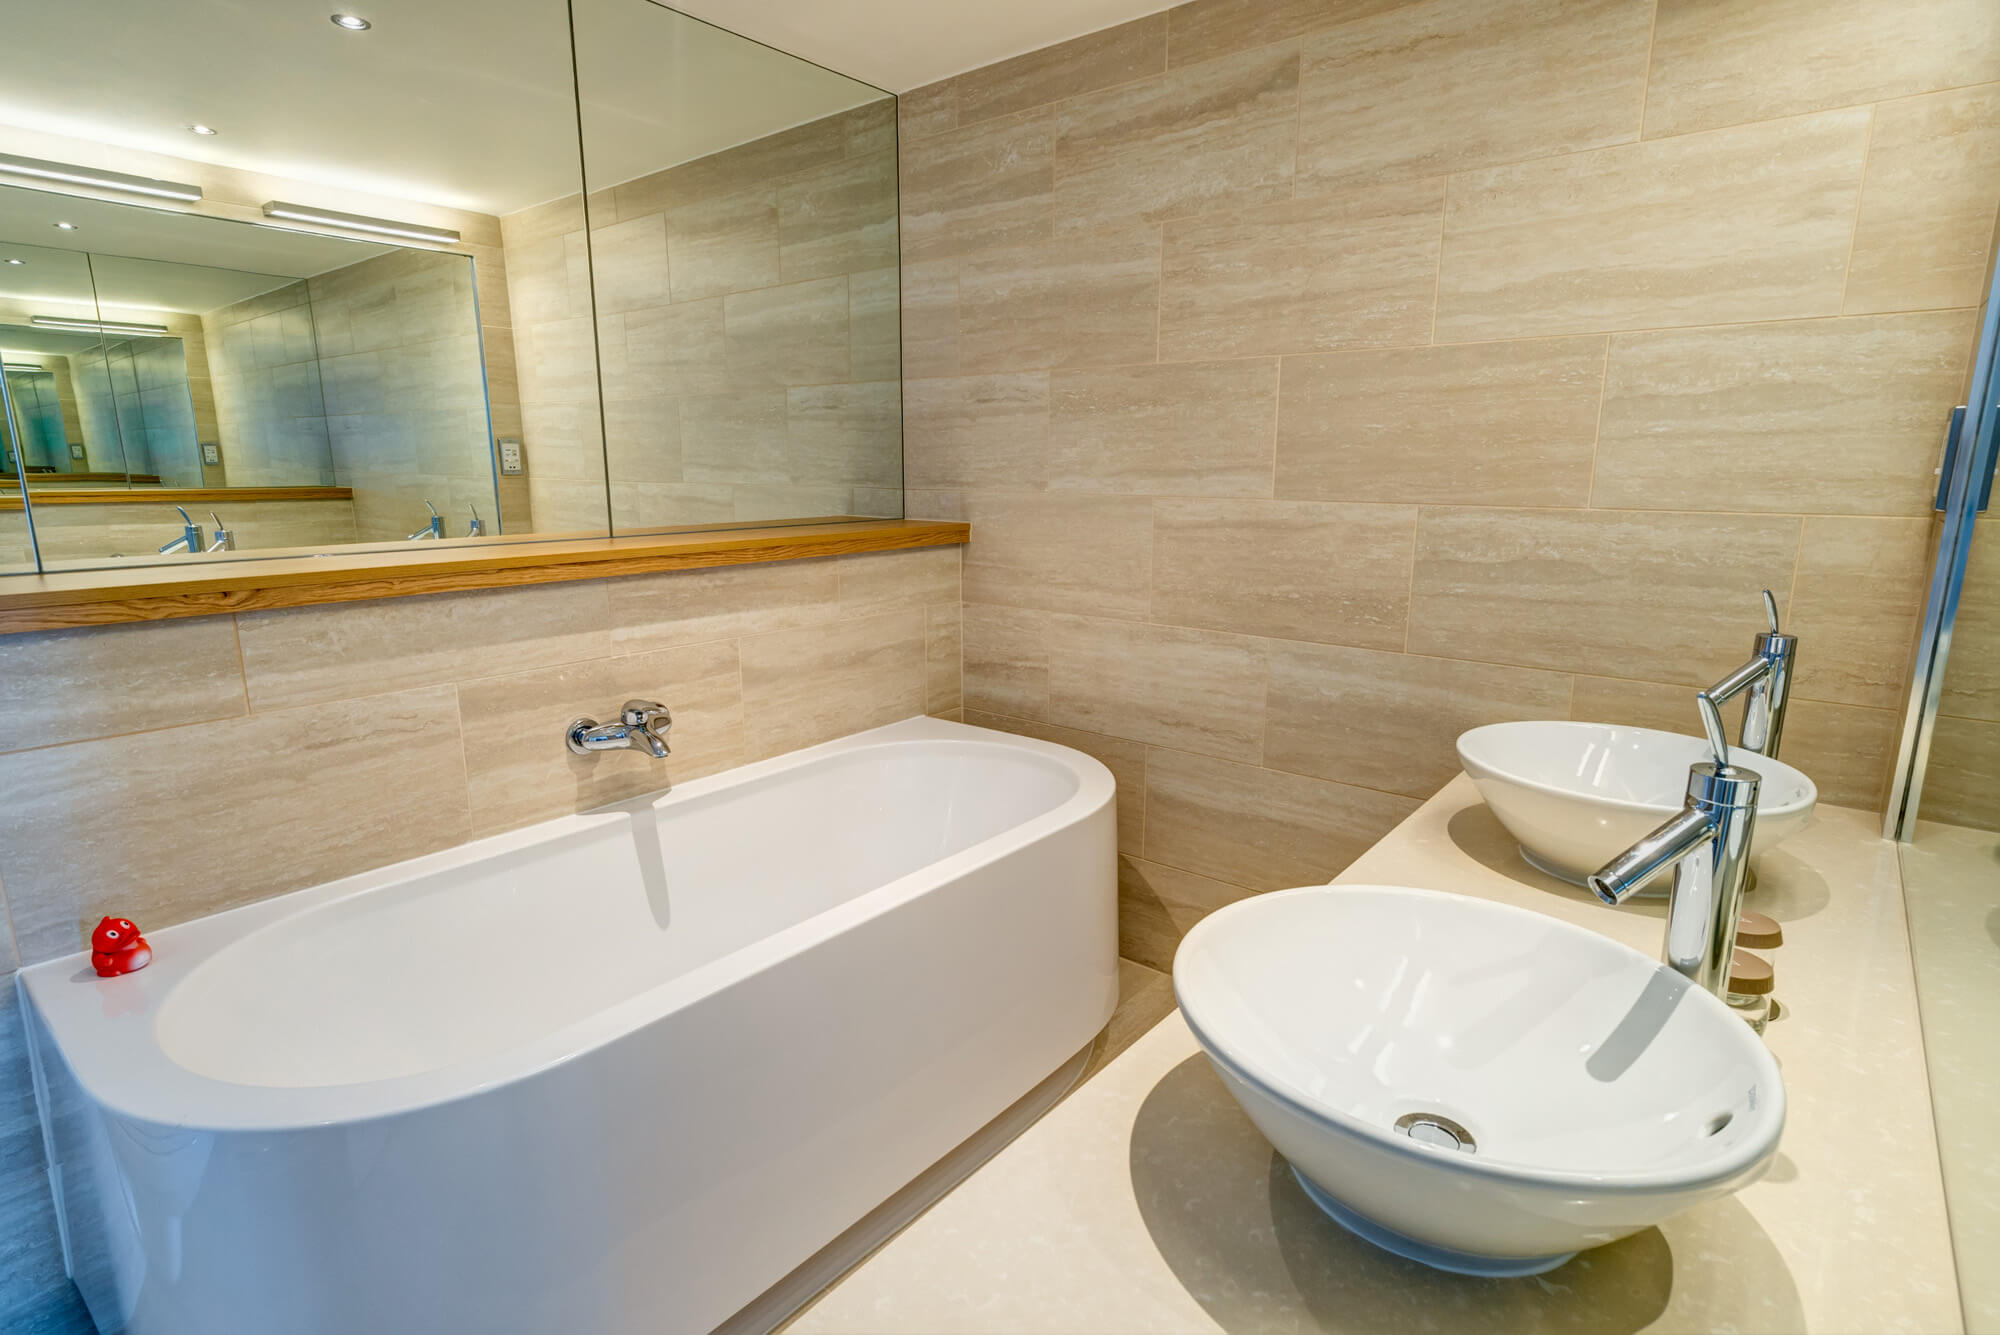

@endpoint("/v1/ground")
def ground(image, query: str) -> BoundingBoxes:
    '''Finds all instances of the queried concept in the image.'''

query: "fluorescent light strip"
[0,152,203,202]
[31,316,171,337]
[260,200,460,244]
[4,362,47,372]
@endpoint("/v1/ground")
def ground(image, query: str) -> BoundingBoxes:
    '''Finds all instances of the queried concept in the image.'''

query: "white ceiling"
[0,0,892,218]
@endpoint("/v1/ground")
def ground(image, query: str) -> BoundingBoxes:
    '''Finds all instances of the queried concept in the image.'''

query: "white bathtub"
[18,717,1117,1335]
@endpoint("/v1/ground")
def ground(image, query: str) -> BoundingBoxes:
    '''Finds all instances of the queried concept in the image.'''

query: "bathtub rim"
[17,716,1115,1134]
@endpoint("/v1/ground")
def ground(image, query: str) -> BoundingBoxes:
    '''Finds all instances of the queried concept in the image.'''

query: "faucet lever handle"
[620,699,670,730]
[1696,690,1730,770]
[1761,588,1780,634]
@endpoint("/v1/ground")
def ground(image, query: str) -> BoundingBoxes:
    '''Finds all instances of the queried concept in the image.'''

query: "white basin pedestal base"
[1290,1165,1577,1278]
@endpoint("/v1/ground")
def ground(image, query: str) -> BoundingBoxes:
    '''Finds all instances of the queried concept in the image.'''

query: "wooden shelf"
[1,486,355,511]
[0,519,970,635]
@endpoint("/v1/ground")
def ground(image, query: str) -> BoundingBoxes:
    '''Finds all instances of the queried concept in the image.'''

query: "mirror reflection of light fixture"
[330,13,373,29]
[189,124,220,136]
[0,151,203,202]
[30,316,171,337]
[4,258,23,265]
[260,201,459,244]
[3,362,47,372]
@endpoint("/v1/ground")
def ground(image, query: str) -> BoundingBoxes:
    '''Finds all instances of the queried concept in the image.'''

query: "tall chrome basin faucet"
[409,499,443,541]
[157,506,204,555]
[1588,694,1761,1000]
[1706,590,1797,759]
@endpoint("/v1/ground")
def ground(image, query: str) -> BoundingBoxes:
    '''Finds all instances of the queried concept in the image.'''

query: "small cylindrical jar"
[1728,948,1775,1034]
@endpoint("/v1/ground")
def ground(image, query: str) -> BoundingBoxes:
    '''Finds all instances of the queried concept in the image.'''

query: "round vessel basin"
[1174,884,1785,1276]
[1456,721,1817,888]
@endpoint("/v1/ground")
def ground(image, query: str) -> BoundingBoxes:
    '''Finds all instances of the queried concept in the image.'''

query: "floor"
[1079,957,1178,1087]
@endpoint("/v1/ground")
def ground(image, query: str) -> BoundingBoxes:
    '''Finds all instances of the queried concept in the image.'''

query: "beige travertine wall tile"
[1297,0,1650,195]
[1788,517,1935,711]
[621,298,730,399]
[786,382,903,486]
[1049,360,1277,496]
[900,259,960,380]
[1847,83,2000,316]
[1159,179,1443,360]
[904,373,1051,490]
[458,640,744,837]
[589,214,670,314]
[0,618,246,752]
[1941,531,1999,722]
[899,80,957,141]
[958,227,1162,373]
[1436,111,1870,341]
[724,276,851,387]
[965,710,1146,850]
[679,390,789,483]
[927,603,964,714]
[1143,746,1419,890]
[659,115,851,209]
[900,111,1054,263]
[1046,615,1267,762]
[0,685,469,960]
[1924,714,2000,830]
[1594,313,1977,516]
[239,582,615,712]
[739,607,928,759]
[837,546,963,615]
[1643,0,2000,139]
[606,556,843,653]
[1570,674,1901,811]
[849,267,902,383]
[958,15,1168,127]
[963,604,1052,719]
[1265,643,1572,798]
[1275,337,1606,505]
[779,153,899,283]
[1153,499,1415,648]
[960,491,1153,617]
[603,396,682,485]
[1166,0,1415,68]
[1117,854,1250,971]
[1052,43,1299,235]
[1410,507,1802,685]
[667,187,781,301]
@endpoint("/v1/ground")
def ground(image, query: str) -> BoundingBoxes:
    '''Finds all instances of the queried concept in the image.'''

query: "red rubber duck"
[91,917,152,977]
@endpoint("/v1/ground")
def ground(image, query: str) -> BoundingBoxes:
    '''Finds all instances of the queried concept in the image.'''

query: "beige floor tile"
[0,686,469,961]
[964,709,1147,850]
[459,640,743,837]
[1276,336,1605,505]
[957,15,1167,128]
[1159,179,1443,360]
[1049,360,1278,497]
[1266,643,1571,798]
[739,608,928,759]
[899,111,1055,263]
[1789,517,1934,710]
[1077,955,1180,1080]
[1116,855,1251,972]
[0,617,246,752]
[1436,110,1870,341]
[1410,507,1802,686]
[1594,312,1978,516]
[959,228,1162,373]
[1643,0,2000,139]
[1297,0,1650,194]
[1924,714,2000,830]
[904,373,1051,490]
[1847,83,2000,316]
[962,604,1053,721]
[1046,616,1267,762]
[960,491,1153,618]
[1053,43,1299,235]
[1142,746,1419,891]
[1152,498,1415,649]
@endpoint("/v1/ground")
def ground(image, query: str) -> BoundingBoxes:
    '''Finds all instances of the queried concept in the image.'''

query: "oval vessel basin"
[1457,720,1816,887]
[1174,884,1785,1276]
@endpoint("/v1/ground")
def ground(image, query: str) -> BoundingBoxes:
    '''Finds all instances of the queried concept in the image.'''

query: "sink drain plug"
[1394,1112,1476,1153]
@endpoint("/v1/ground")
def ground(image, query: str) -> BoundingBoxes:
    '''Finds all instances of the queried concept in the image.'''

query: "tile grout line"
[1837,104,1879,316]
[1583,336,1615,508]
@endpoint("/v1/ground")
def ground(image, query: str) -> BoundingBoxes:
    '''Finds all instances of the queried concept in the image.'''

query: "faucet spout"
[1703,590,1797,759]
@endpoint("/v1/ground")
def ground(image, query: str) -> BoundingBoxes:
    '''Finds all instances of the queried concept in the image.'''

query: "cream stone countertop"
[790,776,1963,1335]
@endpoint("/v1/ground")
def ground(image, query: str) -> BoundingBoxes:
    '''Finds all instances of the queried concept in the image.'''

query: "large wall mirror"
[0,0,900,576]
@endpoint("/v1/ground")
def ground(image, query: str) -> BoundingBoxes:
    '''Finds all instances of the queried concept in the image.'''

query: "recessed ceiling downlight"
[330,13,371,30]
[53,221,77,231]
[5,258,23,266]
[189,124,219,136]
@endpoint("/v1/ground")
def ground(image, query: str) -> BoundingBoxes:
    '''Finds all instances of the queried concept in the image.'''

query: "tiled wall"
[0,542,961,1329]
[895,0,2000,970]
[1929,532,1999,828]
[26,497,358,565]
[203,281,337,487]
[499,99,905,535]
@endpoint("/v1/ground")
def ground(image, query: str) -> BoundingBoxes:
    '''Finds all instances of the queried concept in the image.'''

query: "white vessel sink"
[1174,885,1785,1276]
[1457,721,1817,888]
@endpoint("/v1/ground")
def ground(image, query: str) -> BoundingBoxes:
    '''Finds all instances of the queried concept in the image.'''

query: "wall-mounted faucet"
[158,506,203,555]
[567,700,672,759]
[1588,694,1760,1001]
[1705,590,1797,759]
[206,511,235,553]
[409,499,443,541]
